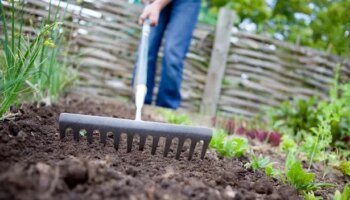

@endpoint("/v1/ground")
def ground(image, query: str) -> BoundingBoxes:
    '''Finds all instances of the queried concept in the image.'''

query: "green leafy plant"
[79,129,87,137]
[30,0,75,104]
[210,129,249,158]
[304,192,322,200]
[337,160,350,177]
[0,0,75,118]
[300,134,328,168]
[263,64,350,149]
[265,163,281,178]
[158,109,191,125]
[280,135,297,153]
[209,129,227,148]
[332,185,350,200]
[264,96,320,136]
[285,155,333,192]
[0,0,58,117]
[245,153,270,171]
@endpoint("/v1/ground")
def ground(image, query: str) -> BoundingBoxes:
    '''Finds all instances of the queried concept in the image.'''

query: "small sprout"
[158,108,191,125]
[285,157,334,192]
[221,137,248,158]
[245,154,270,171]
[280,135,297,153]
[337,160,350,177]
[210,129,249,158]
[79,129,87,137]
[265,163,280,178]
[332,185,350,200]
[304,191,322,200]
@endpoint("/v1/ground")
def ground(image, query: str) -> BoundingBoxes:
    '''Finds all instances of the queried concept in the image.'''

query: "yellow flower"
[44,38,56,48]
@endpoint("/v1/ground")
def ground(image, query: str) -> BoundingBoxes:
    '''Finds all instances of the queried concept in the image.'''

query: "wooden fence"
[2,0,350,118]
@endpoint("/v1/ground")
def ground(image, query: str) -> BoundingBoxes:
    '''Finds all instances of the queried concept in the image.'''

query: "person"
[137,0,201,109]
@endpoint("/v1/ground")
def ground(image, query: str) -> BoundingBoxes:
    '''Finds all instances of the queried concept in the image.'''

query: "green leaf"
[333,185,350,200]
[265,163,281,178]
[210,129,248,158]
[304,191,322,200]
[286,160,315,191]
[337,160,350,177]
[248,154,270,171]
[285,158,334,192]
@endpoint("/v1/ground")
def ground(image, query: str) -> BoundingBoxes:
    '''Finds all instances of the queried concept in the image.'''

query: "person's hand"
[139,2,161,26]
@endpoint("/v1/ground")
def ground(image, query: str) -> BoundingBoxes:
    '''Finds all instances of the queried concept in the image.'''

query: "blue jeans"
[140,0,200,109]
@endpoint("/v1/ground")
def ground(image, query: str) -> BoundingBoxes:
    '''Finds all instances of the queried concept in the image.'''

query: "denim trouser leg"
[156,0,200,109]
[144,5,171,104]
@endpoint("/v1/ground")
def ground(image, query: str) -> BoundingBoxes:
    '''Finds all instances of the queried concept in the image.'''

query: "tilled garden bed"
[0,94,302,200]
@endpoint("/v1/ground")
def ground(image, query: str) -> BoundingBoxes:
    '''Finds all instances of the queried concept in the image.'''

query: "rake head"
[59,113,212,160]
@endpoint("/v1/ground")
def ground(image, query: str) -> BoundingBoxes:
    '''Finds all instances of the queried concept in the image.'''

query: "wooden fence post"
[200,8,235,116]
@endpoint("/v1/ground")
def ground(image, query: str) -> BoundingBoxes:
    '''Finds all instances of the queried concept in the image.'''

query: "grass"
[0,0,76,118]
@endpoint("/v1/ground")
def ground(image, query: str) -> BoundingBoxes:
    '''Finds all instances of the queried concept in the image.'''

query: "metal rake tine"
[200,140,210,159]
[163,137,172,157]
[127,134,134,153]
[59,127,66,139]
[87,130,93,144]
[188,139,197,160]
[100,132,107,145]
[113,132,121,150]
[139,135,146,151]
[59,113,213,159]
[175,139,185,160]
[73,129,80,141]
[151,136,160,155]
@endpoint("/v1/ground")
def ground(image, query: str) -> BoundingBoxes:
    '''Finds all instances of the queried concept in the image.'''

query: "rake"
[59,3,212,160]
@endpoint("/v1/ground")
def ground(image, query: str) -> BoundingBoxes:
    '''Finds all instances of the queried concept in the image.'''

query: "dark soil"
[0,94,302,200]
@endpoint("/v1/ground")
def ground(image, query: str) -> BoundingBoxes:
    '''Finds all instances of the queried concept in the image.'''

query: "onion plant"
[0,0,76,118]
[28,0,76,105]
[0,0,58,117]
